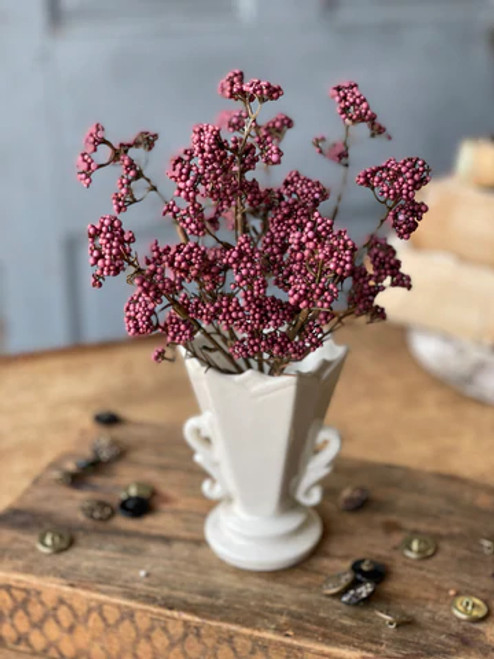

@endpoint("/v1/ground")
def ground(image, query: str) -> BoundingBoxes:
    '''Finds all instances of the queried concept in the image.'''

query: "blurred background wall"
[1,0,493,354]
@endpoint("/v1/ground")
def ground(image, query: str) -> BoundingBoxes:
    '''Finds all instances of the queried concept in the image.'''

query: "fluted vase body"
[182,338,347,571]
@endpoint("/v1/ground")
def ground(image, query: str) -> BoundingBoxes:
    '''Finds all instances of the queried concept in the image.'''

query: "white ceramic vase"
[182,338,347,571]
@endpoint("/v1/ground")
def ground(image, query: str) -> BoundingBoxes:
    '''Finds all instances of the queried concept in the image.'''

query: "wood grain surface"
[1,323,493,514]
[2,419,494,658]
[1,324,494,658]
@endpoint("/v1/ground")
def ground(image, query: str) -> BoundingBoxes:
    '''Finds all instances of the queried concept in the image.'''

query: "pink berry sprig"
[356,156,430,204]
[77,70,431,375]
[356,157,431,239]
[87,215,136,289]
[329,81,389,138]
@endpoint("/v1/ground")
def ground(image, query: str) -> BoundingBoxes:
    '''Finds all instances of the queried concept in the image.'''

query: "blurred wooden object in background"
[410,177,494,269]
[380,141,494,404]
[455,137,494,188]
[378,243,494,345]
[2,325,493,514]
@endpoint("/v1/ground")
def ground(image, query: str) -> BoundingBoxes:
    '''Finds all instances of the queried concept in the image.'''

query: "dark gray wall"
[1,0,493,352]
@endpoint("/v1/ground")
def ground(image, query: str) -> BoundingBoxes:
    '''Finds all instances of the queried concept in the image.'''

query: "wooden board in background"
[2,324,494,516]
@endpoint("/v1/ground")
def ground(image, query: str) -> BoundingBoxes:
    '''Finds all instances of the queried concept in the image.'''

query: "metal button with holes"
[452,595,489,622]
[80,499,115,522]
[321,570,355,596]
[36,529,73,554]
[121,482,154,500]
[401,534,437,560]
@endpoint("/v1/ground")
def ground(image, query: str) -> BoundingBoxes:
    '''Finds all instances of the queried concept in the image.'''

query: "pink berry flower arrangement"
[77,71,430,376]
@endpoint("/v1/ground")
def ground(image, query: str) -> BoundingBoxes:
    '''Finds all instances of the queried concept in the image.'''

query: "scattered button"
[80,499,115,522]
[374,609,413,629]
[121,482,154,500]
[36,529,73,554]
[52,469,76,486]
[75,457,100,471]
[479,538,494,556]
[341,581,375,605]
[94,411,123,426]
[401,534,437,560]
[92,436,122,463]
[351,558,386,584]
[119,496,151,518]
[452,595,489,622]
[321,570,355,596]
[338,486,369,512]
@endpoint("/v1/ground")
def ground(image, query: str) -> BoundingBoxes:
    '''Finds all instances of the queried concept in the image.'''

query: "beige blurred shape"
[456,138,494,189]
[378,164,494,404]
[378,240,494,346]
[410,176,494,270]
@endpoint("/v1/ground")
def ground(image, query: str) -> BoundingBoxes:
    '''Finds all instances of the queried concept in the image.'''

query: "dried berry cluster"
[77,72,430,375]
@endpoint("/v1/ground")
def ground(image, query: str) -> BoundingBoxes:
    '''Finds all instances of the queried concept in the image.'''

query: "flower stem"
[331,125,351,223]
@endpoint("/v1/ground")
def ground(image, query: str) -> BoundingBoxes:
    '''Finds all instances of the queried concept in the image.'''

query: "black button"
[351,558,386,584]
[94,411,123,426]
[340,581,376,605]
[118,496,151,518]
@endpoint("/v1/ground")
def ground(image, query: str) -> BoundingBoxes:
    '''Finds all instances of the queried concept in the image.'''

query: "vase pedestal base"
[205,501,323,571]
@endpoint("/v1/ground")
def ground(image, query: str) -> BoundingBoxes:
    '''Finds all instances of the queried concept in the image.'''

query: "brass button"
[452,595,489,622]
[36,529,72,554]
[121,482,154,500]
[321,570,355,596]
[401,534,437,560]
[80,499,115,522]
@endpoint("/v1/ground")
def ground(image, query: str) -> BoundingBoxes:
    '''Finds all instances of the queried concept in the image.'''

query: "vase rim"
[179,337,348,387]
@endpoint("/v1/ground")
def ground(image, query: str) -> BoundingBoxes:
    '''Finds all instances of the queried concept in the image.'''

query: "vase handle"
[295,426,341,507]
[183,412,227,500]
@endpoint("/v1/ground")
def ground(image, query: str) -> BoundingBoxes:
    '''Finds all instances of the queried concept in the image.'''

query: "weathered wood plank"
[1,420,494,658]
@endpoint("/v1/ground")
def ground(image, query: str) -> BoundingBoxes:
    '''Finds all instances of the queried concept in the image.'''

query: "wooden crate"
[412,177,494,270]
[1,421,494,658]
[378,240,494,344]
